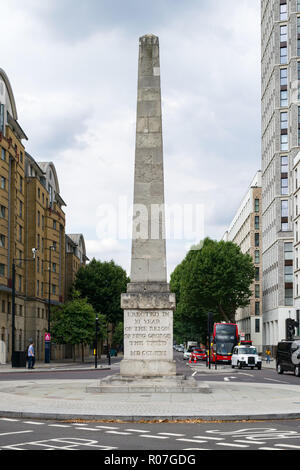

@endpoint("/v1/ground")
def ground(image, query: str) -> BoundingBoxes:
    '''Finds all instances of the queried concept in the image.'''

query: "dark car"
[276,340,300,376]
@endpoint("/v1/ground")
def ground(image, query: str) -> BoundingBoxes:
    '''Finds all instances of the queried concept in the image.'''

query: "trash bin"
[11,351,26,368]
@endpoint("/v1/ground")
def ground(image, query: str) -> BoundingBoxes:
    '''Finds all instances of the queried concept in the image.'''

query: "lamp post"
[45,245,55,364]
[11,249,37,367]
[95,316,99,369]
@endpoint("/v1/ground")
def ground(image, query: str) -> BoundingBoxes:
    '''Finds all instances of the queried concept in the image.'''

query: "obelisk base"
[120,359,176,377]
[119,283,176,378]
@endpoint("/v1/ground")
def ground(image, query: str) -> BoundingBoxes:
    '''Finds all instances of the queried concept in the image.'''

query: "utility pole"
[11,249,37,367]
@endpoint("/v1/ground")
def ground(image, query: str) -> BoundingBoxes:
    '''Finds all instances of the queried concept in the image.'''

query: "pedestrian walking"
[27,340,35,369]
[266,348,271,364]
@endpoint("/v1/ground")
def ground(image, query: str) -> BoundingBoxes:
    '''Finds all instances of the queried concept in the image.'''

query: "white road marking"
[158,432,185,437]
[176,438,206,444]
[275,444,300,449]
[23,421,44,425]
[264,378,289,384]
[0,430,33,437]
[194,435,224,441]
[140,435,169,439]
[105,431,132,435]
[48,424,71,428]
[0,418,19,422]
[96,425,119,430]
[217,442,249,448]
[183,448,208,451]
[234,439,266,445]
[124,429,150,433]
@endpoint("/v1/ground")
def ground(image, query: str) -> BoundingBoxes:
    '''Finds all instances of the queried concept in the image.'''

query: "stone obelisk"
[120,34,176,377]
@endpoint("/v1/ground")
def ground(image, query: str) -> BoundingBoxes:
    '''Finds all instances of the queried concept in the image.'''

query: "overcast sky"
[1,0,261,277]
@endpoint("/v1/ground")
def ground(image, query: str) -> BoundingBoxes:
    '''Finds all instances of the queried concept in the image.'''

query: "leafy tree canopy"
[74,259,129,326]
[170,237,255,343]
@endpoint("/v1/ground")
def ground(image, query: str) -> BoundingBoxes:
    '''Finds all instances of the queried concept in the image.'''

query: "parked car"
[190,348,206,362]
[231,346,262,370]
[176,345,184,352]
[183,349,191,360]
[276,340,300,376]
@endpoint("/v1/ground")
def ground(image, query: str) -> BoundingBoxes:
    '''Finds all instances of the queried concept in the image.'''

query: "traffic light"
[286,318,299,341]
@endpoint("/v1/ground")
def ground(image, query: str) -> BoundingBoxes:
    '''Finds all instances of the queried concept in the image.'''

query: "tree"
[74,259,129,328]
[170,237,255,342]
[51,292,97,362]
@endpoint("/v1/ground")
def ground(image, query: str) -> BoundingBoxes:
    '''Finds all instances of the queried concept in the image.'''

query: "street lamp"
[95,316,99,369]
[11,249,37,367]
[45,245,55,364]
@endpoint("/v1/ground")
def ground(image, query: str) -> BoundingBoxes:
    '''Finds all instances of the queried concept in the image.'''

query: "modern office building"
[261,0,300,350]
[223,171,263,352]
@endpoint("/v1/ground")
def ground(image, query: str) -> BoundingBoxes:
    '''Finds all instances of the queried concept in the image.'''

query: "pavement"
[0,358,300,422]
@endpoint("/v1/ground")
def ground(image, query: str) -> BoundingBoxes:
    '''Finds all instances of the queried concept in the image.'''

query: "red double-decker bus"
[211,322,239,363]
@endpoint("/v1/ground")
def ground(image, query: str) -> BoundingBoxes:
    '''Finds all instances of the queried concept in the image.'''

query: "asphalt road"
[1,352,300,387]
[1,417,300,451]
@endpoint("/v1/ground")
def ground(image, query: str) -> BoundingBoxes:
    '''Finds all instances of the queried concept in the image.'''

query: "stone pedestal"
[120,282,176,377]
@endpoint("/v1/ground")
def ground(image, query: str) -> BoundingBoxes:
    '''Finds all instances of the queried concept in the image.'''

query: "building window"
[255,302,260,316]
[280,90,288,107]
[281,155,288,173]
[281,176,288,195]
[255,284,260,298]
[285,288,293,306]
[281,134,288,151]
[255,250,260,264]
[255,233,259,247]
[0,264,5,277]
[280,24,288,43]
[255,216,259,230]
[0,104,4,134]
[280,68,287,86]
[298,18,300,55]
[1,148,5,161]
[0,205,5,218]
[255,267,260,281]
[254,199,259,212]
[280,112,288,130]
[1,176,6,189]
[255,319,260,333]
[285,265,293,283]
[284,242,293,260]
[280,46,287,65]
[281,199,288,217]
[0,235,5,248]
[280,2,287,21]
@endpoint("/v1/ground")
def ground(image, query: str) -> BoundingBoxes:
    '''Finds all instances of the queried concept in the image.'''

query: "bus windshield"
[216,342,235,355]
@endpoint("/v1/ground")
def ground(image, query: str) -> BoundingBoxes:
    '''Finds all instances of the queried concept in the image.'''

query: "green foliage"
[112,322,124,347]
[51,296,96,347]
[74,258,129,327]
[170,237,255,343]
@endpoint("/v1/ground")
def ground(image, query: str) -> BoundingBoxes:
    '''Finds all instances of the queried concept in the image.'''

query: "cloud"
[1,0,261,276]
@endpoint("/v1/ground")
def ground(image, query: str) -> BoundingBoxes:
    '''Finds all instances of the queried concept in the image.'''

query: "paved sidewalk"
[0,358,299,422]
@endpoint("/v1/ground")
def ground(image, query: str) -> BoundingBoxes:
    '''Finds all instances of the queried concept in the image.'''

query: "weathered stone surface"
[119,34,176,379]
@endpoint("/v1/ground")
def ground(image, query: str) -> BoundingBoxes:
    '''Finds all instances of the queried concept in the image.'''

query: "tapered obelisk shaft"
[120,35,176,377]
[131,34,167,283]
